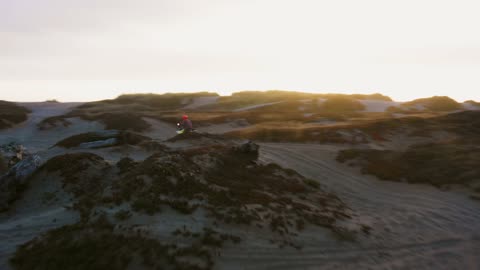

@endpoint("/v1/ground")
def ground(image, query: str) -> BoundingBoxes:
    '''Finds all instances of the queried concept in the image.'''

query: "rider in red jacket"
[179,115,193,132]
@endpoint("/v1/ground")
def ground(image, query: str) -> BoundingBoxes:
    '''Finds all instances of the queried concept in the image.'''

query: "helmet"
[182,115,188,120]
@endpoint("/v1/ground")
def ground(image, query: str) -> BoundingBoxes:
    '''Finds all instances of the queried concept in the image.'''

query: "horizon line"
[5,90,477,104]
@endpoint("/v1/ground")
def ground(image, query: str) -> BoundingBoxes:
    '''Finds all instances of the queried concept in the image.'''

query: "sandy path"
[143,118,177,141]
[359,100,400,112]
[249,143,480,269]
[232,102,283,112]
[0,102,105,152]
[182,96,219,109]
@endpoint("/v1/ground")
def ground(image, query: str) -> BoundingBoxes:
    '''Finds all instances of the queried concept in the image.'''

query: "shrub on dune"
[115,92,218,109]
[0,153,7,174]
[54,131,152,148]
[402,96,462,112]
[226,126,348,143]
[37,115,72,130]
[337,142,480,189]
[99,113,151,131]
[0,101,31,129]
[348,93,392,101]
[320,96,366,112]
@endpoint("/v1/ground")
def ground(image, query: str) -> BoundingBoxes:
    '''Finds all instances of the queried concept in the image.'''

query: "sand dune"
[0,102,102,151]
[2,142,478,269]
[258,143,480,269]
[359,100,400,112]
[1,100,480,269]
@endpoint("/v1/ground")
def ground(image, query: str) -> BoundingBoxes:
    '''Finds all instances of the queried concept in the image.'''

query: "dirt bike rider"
[178,114,193,132]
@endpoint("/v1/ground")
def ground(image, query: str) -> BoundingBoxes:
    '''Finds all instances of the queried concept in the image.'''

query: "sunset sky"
[1,0,479,102]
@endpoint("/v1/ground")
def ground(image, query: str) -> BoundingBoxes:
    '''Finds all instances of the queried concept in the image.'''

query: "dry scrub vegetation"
[0,101,30,129]
[337,143,480,191]
[336,110,480,192]
[54,131,153,148]
[10,217,220,270]
[8,139,361,270]
[227,109,480,143]
[387,96,462,113]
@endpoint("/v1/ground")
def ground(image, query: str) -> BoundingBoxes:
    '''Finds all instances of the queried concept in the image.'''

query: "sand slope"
[257,143,480,269]
[360,100,400,112]
[183,96,220,109]
[0,102,105,152]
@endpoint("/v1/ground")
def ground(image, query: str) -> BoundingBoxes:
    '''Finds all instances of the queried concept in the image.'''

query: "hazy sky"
[1,0,479,102]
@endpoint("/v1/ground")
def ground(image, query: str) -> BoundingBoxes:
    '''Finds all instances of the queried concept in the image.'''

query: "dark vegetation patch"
[0,144,41,211]
[228,110,480,143]
[172,227,242,247]
[39,113,150,132]
[0,101,30,129]
[55,132,117,148]
[319,96,366,112]
[226,125,350,143]
[39,153,111,220]
[116,157,137,173]
[10,218,216,270]
[114,209,132,221]
[392,96,462,112]
[41,153,108,175]
[110,143,352,240]
[334,107,480,190]
[166,132,227,142]
[0,178,30,212]
[41,191,57,204]
[10,140,360,269]
[45,99,60,103]
[38,141,354,240]
[54,131,153,148]
[0,153,7,174]
[355,110,480,143]
[337,142,480,189]
[0,163,31,212]
[72,112,151,132]
[37,115,72,130]
[349,93,392,101]
[94,113,151,131]
[91,92,219,110]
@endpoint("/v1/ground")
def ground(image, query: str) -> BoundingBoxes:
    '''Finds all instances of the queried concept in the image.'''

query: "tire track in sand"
[241,143,480,270]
